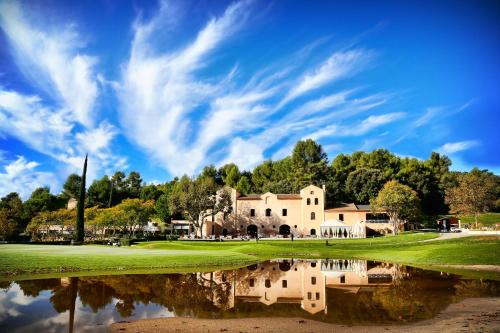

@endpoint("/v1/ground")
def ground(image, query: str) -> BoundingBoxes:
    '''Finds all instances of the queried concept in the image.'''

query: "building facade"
[201,184,391,238]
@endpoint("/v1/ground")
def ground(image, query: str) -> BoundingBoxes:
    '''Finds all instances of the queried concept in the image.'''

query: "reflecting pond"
[0,259,499,332]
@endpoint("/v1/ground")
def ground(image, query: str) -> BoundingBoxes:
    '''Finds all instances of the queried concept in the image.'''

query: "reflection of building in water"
[201,259,402,315]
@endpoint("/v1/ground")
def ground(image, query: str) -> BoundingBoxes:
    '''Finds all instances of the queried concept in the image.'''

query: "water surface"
[0,259,498,332]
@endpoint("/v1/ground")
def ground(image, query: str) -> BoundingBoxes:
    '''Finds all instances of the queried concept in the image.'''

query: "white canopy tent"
[320,219,366,239]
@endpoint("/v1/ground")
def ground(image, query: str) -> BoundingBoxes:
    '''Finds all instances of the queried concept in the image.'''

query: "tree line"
[0,139,498,240]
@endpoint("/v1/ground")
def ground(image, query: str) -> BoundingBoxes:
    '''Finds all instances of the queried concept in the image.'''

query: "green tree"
[114,198,154,237]
[289,139,329,191]
[125,171,142,199]
[26,209,75,241]
[62,174,82,199]
[252,160,273,193]
[140,184,163,201]
[236,176,251,195]
[169,176,232,237]
[76,155,87,243]
[345,168,386,203]
[371,180,420,235]
[445,168,497,229]
[109,171,126,207]
[0,192,26,236]
[87,176,111,208]
[354,149,401,179]
[218,163,240,187]
[24,187,65,221]
[327,153,354,204]
[200,165,222,185]
[225,165,241,188]
[0,208,16,241]
[154,193,171,224]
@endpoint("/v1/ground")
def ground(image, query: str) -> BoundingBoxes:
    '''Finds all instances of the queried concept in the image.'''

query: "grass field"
[457,212,500,227]
[0,233,499,280]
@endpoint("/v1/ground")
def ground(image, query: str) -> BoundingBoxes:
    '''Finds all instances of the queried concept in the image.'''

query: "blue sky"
[0,0,499,198]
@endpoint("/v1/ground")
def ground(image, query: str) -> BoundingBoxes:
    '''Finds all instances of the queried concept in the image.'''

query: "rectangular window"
[249,278,254,287]
[282,280,287,288]
[311,277,316,285]
[282,208,287,216]
[314,198,319,205]
[316,292,320,300]
[307,198,311,205]
[307,292,312,300]
[340,276,345,284]
[250,209,255,217]
[339,213,344,221]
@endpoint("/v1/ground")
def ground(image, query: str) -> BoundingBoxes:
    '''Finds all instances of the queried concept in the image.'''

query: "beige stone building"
[200,184,391,238]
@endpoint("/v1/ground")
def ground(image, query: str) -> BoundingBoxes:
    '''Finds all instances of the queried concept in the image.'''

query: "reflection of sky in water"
[0,284,173,333]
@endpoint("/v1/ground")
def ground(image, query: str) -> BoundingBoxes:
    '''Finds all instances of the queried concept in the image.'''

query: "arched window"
[265,279,271,288]
[311,212,316,220]
[310,229,316,236]
[266,208,272,216]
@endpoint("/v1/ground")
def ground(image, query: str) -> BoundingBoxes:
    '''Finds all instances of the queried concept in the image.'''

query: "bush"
[165,234,179,241]
[120,238,131,246]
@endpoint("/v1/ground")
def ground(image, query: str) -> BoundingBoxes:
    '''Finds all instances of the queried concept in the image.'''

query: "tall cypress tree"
[75,154,87,243]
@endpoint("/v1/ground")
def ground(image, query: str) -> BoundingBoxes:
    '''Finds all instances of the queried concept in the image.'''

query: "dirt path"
[110,297,500,333]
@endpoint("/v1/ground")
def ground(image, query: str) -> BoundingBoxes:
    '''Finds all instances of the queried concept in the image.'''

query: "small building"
[436,217,460,231]
[67,198,77,210]
[324,203,392,236]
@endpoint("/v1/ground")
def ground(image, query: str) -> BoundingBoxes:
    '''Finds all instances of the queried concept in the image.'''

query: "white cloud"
[0,1,99,127]
[307,112,405,141]
[118,0,257,175]
[222,138,265,171]
[438,140,480,155]
[0,3,126,190]
[279,49,372,107]
[0,88,126,187]
[0,89,73,157]
[0,156,59,199]
[117,0,379,177]
[414,107,443,127]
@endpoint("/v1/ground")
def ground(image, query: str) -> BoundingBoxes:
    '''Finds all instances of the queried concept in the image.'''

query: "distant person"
[291,233,294,242]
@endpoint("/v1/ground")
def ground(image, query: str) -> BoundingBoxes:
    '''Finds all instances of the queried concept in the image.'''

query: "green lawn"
[457,212,500,227]
[0,233,499,280]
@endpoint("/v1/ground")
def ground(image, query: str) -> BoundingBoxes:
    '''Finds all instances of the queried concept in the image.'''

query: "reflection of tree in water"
[8,265,500,325]
[16,279,61,297]
[369,271,458,322]
[0,280,12,291]
[453,279,500,300]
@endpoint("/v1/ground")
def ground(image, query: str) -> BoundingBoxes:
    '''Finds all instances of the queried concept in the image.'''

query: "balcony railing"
[364,219,390,224]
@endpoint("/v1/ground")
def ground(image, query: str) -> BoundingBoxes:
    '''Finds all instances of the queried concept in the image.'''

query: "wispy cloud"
[0,2,126,189]
[117,0,380,174]
[279,49,372,107]
[438,140,480,155]
[414,107,443,128]
[118,0,254,175]
[307,112,405,141]
[0,1,99,127]
[0,156,59,199]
